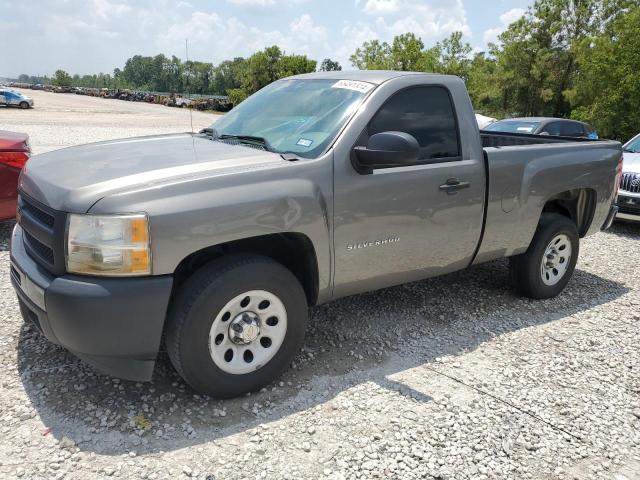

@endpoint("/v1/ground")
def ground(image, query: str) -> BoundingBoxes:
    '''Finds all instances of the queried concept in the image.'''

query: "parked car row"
[3,82,232,112]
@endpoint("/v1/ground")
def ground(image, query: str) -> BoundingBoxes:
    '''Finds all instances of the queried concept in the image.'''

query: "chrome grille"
[620,172,640,193]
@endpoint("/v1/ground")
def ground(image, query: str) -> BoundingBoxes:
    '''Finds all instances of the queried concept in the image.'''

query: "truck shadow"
[9,222,632,457]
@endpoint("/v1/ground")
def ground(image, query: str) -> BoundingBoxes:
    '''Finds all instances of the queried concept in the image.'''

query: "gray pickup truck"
[10,71,621,398]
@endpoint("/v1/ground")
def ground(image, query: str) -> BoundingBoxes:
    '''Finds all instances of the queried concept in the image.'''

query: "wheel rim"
[208,290,287,375]
[540,234,572,286]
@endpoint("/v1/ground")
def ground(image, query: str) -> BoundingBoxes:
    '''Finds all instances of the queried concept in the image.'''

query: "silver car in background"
[617,133,640,222]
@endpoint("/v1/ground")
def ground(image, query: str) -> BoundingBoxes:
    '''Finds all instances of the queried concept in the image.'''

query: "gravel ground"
[0,91,639,480]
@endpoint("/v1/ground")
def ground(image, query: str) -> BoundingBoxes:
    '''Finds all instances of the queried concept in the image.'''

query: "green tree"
[466,53,500,115]
[436,32,472,80]
[390,33,425,71]
[212,58,246,95]
[53,69,72,86]
[349,40,392,69]
[569,4,640,140]
[279,54,316,77]
[319,58,342,71]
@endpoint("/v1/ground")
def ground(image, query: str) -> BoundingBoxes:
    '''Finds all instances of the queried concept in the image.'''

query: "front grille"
[617,202,640,215]
[23,230,55,264]
[18,193,67,276]
[20,198,54,227]
[620,172,640,193]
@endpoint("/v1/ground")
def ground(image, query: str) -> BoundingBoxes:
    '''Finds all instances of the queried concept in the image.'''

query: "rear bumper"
[10,224,173,381]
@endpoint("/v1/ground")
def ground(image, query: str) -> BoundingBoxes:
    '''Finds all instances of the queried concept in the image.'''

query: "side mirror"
[353,131,420,174]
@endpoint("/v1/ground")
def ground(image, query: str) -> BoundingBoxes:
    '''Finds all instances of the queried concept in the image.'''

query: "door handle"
[439,178,470,194]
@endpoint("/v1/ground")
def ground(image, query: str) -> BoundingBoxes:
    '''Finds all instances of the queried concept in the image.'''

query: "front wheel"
[19,101,29,109]
[510,213,579,299]
[165,254,307,398]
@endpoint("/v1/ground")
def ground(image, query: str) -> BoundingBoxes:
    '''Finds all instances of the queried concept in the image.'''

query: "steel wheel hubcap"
[229,312,260,344]
[208,290,287,375]
[540,234,572,286]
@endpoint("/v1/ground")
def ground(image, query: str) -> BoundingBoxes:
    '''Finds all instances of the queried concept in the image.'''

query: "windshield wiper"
[218,134,274,152]
[200,128,275,153]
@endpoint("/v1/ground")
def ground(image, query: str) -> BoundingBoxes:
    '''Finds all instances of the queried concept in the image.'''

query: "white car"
[475,113,497,129]
[616,133,640,222]
[0,89,34,109]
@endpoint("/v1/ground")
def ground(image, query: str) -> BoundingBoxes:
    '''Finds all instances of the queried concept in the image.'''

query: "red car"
[0,130,30,221]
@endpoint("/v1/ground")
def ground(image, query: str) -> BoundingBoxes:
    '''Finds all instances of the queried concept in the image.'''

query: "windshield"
[209,79,373,158]
[624,135,640,153]
[484,120,541,134]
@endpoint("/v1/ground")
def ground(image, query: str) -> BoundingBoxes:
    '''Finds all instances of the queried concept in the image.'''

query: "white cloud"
[0,0,477,77]
[362,0,401,14]
[225,0,309,5]
[356,0,470,39]
[156,11,328,64]
[483,8,525,45]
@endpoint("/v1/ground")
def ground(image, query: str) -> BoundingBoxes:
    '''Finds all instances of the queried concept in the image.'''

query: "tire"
[165,254,307,398]
[19,101,29,109]
[509,213,579,299]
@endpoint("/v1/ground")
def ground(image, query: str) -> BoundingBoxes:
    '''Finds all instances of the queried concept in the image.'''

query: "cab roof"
[288,70,456,85]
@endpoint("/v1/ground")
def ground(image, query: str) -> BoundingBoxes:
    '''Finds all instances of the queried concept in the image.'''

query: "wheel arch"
[541,188,597,238]
[172,232,320,306]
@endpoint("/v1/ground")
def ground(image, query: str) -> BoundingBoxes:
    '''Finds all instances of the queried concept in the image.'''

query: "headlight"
[66,213,151,276]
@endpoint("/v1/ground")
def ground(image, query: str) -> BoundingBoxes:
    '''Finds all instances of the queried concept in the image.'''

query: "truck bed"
[474,134,621,265]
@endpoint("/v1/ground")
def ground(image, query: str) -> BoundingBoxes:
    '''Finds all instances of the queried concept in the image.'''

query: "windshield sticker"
[517,127,534,133]
[296,138,314,147]
[332,80,375,93]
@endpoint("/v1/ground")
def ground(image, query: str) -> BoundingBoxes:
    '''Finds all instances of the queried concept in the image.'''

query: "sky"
[1,0,533,78]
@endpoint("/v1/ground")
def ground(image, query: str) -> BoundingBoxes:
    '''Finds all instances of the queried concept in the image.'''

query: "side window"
[541,122,562,136]
[560,121,585,137]
[368,86,461,162]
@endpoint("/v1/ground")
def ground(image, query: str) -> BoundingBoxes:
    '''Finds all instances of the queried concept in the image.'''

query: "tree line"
[17,48,337,106]
[15,0,640,141]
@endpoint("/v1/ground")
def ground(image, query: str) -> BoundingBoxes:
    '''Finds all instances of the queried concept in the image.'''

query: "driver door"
[332,85,486,298]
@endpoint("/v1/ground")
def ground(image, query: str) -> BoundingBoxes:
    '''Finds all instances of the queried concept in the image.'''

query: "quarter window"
[368,86,461,162]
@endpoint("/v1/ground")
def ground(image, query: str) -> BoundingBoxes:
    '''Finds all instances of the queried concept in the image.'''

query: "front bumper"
[615,194,640,222]
[10,224,173,381]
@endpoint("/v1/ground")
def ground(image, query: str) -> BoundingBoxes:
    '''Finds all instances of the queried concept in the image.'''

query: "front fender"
[89,161,333,300]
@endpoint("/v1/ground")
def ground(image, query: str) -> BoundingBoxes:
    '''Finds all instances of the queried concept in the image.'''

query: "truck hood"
[19,133,287,212]
[623,152,640,173]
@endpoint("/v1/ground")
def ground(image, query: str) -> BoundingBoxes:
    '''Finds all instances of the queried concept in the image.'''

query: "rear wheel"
[510,213,579,299]
[165,254,307,398]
